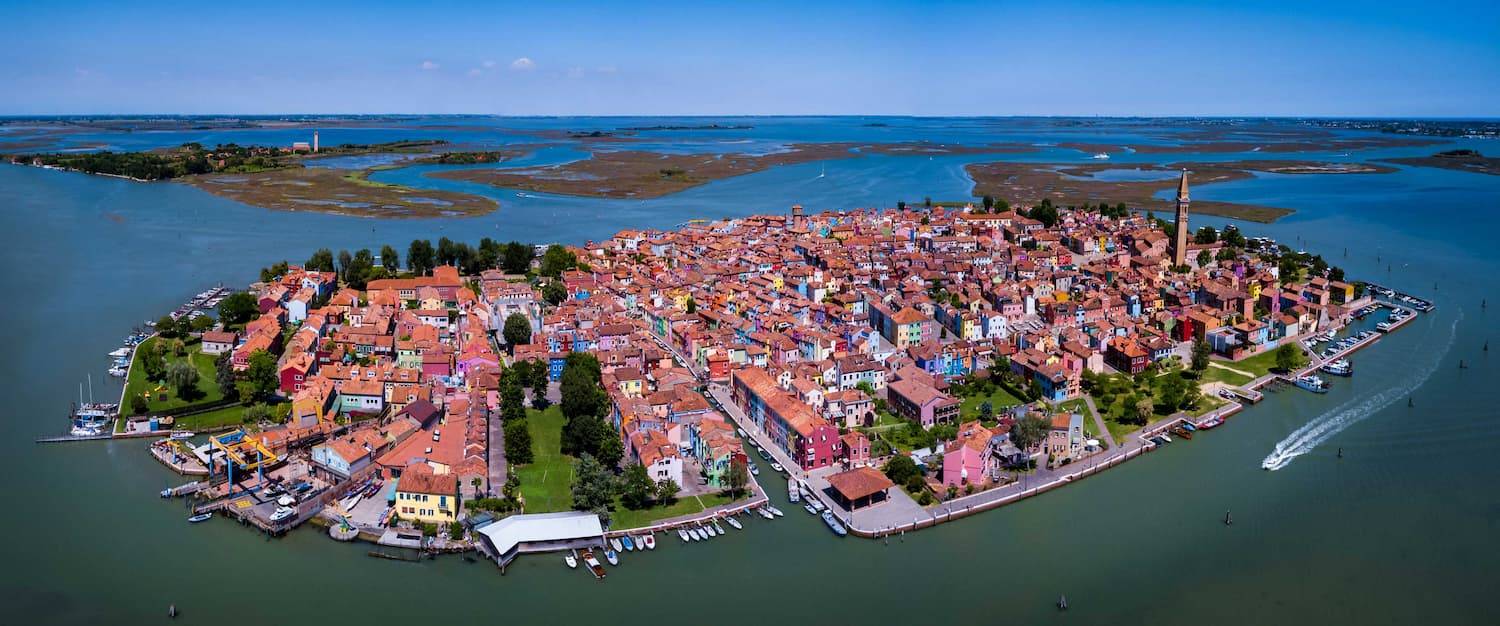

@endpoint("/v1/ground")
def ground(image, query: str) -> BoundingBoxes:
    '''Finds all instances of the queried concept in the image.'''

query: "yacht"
[1295,375,1330,393]
[1091,152,1110,160]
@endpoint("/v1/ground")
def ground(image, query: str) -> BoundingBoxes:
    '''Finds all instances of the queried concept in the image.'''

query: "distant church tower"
[1171,169,1190,266]
[791,204,805,229]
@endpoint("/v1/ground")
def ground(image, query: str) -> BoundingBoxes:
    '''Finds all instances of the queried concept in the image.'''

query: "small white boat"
[768,506,784,518]
[690,527,703,541]
[1091,152,1110,160]
[758,507,775,520]
[1296,375,1330,393]
[725,516,742,530]
[712,521,726,535]
[604,549,619,566]
[269,507,295,523]
[643,534,656,550]
[610,537,624,552]
[565,551,578,569]
[159,488,172,498]
[736,428,746,437]
[108,347,132,358]
[187,513,212,523]
[1160,434,1173,443]
[704,523,718,537]
[771,463,784,473]
[788,482,800,503]
[803,503,818,515]
[169,431,194,440]
[678,529,690,542]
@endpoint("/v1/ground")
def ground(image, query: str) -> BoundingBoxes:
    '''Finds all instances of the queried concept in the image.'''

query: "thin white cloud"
[482,60,497,69]
[467,68,482,77]
[566,66,585,79]
[420,60,440,70]
[595,65,617,74]
[510,57,536,71]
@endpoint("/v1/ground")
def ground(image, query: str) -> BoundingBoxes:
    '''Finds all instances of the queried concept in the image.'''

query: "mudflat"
[186,167,498,218]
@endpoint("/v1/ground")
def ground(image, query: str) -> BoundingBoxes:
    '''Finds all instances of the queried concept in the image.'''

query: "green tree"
[684,297,696,314]
[981,195,995,211]
[190,314,215,333]
[1190,338,1212,374]
[166,361,200,400]
[620,464,654,509]
[570,453,617,523]
[379,244,399,270]
[594,422,624,469]
[503,419,533,464]
[407,239,435,275]
[140,341,167,382]
[883,455,920,485]
[1197,249,1212,267]
[502,313,532,350]
[1132,397,1155,425]
[1274,344,1301,373]
[539,244,577,278]
[1010,414,1050,451]
[501,241,533,274]
[130,392,149,415]
[305,248,335,272]
[1194,226,1219,244]
[724,460,750,498]
[217,292,259,326]
[654,479,680,505]
[246,350,279,402]
[541,281,567,306]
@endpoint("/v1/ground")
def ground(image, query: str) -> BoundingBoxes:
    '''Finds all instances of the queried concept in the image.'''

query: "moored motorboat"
[678,528,690,542]
[1197,417,1223,430]
[725,516,742,530]
[643,534,656,550]
[187,512,212,523]
[803,503,818,515]
[770,462,784,473]
[610,537,624,553]
[820,510,848,537]
[788,481,800,503]
[604,549,619,566]
[1321,359,1352,376]
[621,535,635,551]
[712,521,725,535]
[1295,375,1330,393]
[758,507,775,520]
[565,551,579,569]
[767,506,784,517]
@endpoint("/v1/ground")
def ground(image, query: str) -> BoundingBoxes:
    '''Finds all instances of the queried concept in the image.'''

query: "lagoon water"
[2,117,1498,624]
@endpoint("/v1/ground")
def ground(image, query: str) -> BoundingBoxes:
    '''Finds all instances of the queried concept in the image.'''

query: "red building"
[280,352,315,393]
[1105,337,1149,374]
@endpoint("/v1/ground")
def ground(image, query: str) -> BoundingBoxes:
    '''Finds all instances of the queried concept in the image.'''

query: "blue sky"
[1,0,1497,116]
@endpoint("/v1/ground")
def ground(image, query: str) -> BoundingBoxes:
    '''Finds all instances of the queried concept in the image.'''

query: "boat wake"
[1260,312,1461,471]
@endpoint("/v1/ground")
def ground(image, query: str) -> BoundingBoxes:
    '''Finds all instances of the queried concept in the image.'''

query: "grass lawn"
[514,406,576,513]
[610,492,736,530]
[1087,366,1219,440]
[1200,364,1254,387]
[122,337,225,417]
[958,386,1023,421]
[171,404,246,430]
[1221,344,1308,379]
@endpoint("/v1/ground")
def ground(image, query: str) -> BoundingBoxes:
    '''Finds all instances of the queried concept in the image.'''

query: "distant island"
[7,140,501,218]
[1383,149,1500,177]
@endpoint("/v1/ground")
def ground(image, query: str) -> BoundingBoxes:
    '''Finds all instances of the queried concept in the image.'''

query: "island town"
[50,171,1433,577]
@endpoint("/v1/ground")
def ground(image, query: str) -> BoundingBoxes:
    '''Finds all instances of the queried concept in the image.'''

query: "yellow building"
[395,469,459,525]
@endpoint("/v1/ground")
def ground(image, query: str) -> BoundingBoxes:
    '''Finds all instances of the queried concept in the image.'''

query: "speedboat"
[788,482,800,503]
[170,431,194,440]
[767,506,784,518]
[604,549,619,566]
[809,499,826,513]
[770,463,784,473]
[1091,152,1110,160]
[712,521,726,535]
[678,528,690,542]
[749,464,760,476]
[187,513,212,523]
[1296,375,1330,393]
[736,428,746,437]
[1197,417,1223,430]
[725,516,742,530]
[643,534,656,550]
[621,536,635,551]
[758,507,775,520]
[160,488,172,498]
[803,503,818,515]
[821,511,848,537]
[610,537,624,552]
[565,551,578,569]
[690,527,703,541]
[1321,359,1352,376]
